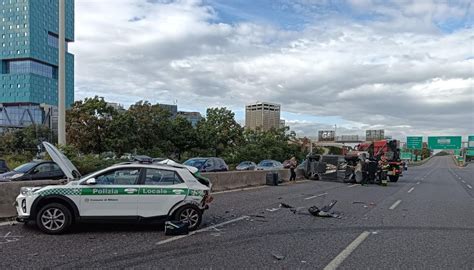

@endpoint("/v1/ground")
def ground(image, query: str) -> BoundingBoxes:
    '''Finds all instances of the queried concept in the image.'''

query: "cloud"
[70,0,474,139]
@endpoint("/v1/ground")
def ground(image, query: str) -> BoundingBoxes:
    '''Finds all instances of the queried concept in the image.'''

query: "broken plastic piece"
[272,253,285,260]
[280,203,294,208]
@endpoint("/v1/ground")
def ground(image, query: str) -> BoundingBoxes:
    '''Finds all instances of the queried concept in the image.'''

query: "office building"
[0,0,74,131]
[245,101,281,131]
[177,111,203,127]
[157,103,177,118]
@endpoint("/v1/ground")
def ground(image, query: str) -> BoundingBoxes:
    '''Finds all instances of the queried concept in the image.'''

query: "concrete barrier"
[0,180,63,219]
[203,169,304,192]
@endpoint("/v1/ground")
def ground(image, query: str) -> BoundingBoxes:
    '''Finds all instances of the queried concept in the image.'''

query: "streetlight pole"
[58,0,66,145]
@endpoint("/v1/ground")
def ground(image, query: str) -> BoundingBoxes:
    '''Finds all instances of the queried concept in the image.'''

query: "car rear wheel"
[389,175,399,182]
[174,205,202,231]
[36,203,72,234]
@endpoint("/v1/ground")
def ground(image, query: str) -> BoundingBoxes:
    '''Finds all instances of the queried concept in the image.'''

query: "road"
[0,156,473,269]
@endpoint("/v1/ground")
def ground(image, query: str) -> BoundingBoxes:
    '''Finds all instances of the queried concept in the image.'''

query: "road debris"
[272,253,285,260]
[308,200,341,218]
[164,221,189,236]
[266,208,280,212]
[280,203,294,208]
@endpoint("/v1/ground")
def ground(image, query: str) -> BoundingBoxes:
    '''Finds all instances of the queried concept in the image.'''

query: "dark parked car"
[256,160,284,171]
[183,157,229,172]
[236,161,257,171]
[0,160,65,182]
[0,159,9,174]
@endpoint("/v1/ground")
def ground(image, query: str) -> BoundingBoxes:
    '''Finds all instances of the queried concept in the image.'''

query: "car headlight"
[11,173,24,179]
[20,187,40,196]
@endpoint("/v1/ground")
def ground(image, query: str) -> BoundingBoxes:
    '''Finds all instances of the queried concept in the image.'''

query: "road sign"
[469,135,474,149]
[467,149,474,156]
[318,130,335,142]
[407,136,423,149]
[428,136,462,149]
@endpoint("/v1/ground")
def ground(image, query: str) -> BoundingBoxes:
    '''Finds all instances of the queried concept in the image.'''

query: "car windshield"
[238,162,250,166]
[183,159,207,169]
[13,162,37,173]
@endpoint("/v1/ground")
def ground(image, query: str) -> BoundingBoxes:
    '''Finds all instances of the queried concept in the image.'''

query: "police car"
[15,142,212,234]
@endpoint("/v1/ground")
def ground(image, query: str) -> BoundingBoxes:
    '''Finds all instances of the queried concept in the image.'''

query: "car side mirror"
[85,178,97,185]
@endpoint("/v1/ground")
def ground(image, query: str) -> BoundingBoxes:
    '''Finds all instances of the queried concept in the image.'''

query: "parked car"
[0,160,65,182]
[133,155,153,164]
[0,159,9,173]
[256,160,284,171]
[183,157,228,172]
[236,161,257,171]
[15,142,212,234]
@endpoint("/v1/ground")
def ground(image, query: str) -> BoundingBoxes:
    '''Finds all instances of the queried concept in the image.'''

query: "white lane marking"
[348,184,360,188]
[0,221,19,227]
[416,181,421,185]
[156,215,249,245]
[467,185,473,189]
[461,180,466,183]
[323,231,371,270]
[407,187,415,193]
[305,193,328,200]
[389,200,402,210]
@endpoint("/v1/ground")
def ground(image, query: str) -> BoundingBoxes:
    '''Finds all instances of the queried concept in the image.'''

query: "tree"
[171,116,197,160]
[66,96,116,154]
[196,107,243,157]
[126,101,174,157]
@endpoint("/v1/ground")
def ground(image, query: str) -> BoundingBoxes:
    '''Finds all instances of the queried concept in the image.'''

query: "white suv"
[15,142,212,234]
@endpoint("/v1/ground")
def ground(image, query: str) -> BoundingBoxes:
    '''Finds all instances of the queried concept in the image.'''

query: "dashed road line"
[407,187,415,193]
[348,184,360,188]
[389,200,402,210]
[416,181,421,185]
[305,193,328,200]
[156,215,249,245]
[461,180,466,183]
[323,231,371,270]
[467,185,473,189]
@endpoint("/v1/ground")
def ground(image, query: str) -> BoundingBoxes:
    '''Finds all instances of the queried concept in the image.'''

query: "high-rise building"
[157,103,177,118]
[245,101,281,131]
[0,0,74,130]
[177,111,203,127]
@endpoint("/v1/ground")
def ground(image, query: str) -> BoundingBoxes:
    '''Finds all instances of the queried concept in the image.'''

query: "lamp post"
[58,0,66,145]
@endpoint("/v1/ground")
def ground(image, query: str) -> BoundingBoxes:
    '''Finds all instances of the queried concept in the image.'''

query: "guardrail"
[0,169,303,220]
[407,156,432,167]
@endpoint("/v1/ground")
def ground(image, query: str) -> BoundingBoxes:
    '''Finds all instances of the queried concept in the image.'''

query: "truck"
[352,139,402,182]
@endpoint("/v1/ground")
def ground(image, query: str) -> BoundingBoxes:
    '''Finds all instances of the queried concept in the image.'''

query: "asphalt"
[0,156,473,269]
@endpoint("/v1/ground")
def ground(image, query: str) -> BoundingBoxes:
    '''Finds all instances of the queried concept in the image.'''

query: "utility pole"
[58,0,66,145]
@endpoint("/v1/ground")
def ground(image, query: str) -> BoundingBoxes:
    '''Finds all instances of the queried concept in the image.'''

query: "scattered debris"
[164,221,189,236]
[352,201,366,204]
[266,208,280,212]
[301,260,307,263]
[280,203,294,208]
[272,253,285,260]
[308,200,340,218]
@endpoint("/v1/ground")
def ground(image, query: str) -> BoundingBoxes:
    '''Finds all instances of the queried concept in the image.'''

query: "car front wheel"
[174,205,202,231]
[36,203,72,234]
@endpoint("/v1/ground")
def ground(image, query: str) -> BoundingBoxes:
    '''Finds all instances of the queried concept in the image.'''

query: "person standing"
[289,156,297,181]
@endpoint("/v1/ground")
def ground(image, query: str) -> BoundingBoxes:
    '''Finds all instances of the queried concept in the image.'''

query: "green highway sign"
[407,136,423,149]
[428,136,462,150]
[467,149,474,156]
[453,149,461,156]
[469,135,474,149]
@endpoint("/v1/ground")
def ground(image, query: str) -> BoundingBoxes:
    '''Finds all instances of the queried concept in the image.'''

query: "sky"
[70,0,474,140]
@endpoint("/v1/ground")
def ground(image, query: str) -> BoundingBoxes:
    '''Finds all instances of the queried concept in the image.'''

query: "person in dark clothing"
[289,156,297,181]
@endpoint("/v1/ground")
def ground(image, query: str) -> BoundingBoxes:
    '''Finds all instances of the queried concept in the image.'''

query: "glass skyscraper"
[0,0,74,130]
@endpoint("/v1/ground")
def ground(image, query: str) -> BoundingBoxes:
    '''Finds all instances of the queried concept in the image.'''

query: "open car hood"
[157,159,199,174]
[43,142,81,180]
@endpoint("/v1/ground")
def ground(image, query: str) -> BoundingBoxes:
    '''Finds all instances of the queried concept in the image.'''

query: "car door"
[79,167,141,218]
[137,168,188,218]
[202,159,214,172]
[28,163,53,180]
[49,163,65,179]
